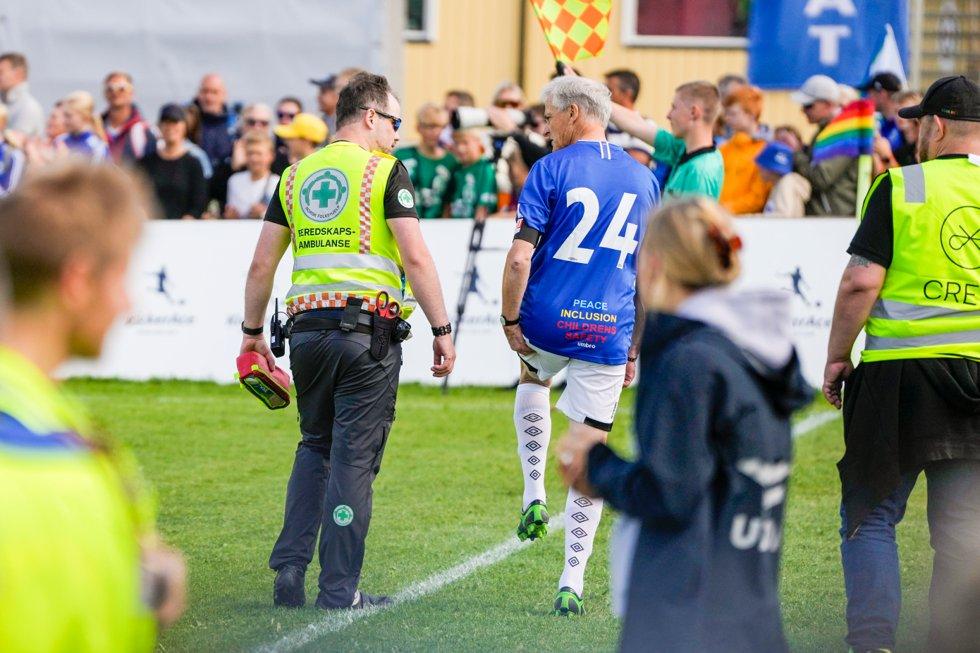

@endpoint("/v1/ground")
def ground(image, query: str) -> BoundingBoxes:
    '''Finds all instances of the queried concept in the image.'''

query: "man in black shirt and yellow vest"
[824,75,980,653]
[241,73,455,610]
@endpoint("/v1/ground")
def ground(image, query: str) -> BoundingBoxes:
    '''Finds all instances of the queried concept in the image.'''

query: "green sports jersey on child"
[652,128,724,200]
[449,159,498,218]
[394,146,458,219]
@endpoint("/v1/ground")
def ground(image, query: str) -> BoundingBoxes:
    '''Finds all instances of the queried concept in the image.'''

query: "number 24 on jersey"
[553,187,639,269]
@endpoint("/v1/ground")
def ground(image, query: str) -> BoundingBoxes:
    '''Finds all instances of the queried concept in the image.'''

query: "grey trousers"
[268,328,400,608]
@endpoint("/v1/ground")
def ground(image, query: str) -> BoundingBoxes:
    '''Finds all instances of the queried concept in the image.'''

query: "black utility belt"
[288,300,411,361]
[289,315,373,336]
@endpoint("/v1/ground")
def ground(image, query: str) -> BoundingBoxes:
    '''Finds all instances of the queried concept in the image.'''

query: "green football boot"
[516,500,549,541]
[553,586,584,616]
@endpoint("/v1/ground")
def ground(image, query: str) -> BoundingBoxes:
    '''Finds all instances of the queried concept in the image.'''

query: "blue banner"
[748,0,908,89]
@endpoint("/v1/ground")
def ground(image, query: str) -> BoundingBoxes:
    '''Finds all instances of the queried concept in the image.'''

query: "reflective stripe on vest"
[903,163,925,203]
[870,297,980,321]
[358,156,381,254]
[288,292,383,315]
[866,329,980,351]
[285,164,300,251]
[285,155,401,310]
[280,142,414,317]
[862,157,980,362]
[288,281,403,301]
[292,253,402,277]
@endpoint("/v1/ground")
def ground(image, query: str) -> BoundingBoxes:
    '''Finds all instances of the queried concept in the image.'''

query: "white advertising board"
[60,218,857,388]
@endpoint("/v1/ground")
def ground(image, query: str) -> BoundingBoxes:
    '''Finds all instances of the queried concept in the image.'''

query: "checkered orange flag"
[530,0,611,63]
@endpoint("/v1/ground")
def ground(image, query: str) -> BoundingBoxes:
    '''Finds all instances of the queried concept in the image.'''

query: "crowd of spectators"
[396,67,919,221]
[0,49,920,220]
[0,51,337,218]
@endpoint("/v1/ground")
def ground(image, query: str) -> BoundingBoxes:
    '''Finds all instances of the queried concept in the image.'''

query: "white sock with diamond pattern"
[558,488,604,596]
[514,383,551,510]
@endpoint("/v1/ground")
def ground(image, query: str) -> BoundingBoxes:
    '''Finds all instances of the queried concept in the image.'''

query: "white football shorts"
[519,340,627,430]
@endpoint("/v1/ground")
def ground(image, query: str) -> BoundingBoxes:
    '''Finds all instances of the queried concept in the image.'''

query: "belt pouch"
[371,313,395,360]
[340,297,363,332]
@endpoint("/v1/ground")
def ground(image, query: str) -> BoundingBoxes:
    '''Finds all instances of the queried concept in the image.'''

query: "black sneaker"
[316,589,393,610]
[273,565,306,608]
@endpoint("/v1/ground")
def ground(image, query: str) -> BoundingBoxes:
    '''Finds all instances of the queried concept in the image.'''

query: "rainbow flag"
[530,0,612,63]
[811,99,875,164]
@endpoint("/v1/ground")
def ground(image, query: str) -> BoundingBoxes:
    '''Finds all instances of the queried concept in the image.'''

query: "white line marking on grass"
[257,411,839,652]
[791,410,839,438]
[257,514,567,653]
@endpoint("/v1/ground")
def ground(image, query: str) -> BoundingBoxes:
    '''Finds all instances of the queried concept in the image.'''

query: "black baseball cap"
[309,74,337,90]
[859,72,902,93]
[158,103,186,123]
[898,75,980,122]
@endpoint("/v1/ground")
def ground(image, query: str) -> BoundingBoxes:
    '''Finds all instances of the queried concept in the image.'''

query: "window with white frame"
[405,0,438,42]
[621,0,751,48]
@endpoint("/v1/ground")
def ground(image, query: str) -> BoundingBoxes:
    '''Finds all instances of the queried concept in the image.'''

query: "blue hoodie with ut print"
[587,287,812,652]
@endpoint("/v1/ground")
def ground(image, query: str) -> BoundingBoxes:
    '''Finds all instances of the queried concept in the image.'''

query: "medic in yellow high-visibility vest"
[240,72,456,610]
[0,162,186,652]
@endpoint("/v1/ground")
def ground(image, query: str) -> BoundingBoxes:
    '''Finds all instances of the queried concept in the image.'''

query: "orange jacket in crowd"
[718,132,773,215]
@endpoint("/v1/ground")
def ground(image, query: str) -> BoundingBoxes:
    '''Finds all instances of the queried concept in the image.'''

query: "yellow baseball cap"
[274,113,329,144]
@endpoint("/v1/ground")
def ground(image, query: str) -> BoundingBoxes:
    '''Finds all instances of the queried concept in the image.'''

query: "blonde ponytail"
[643,197,742,290]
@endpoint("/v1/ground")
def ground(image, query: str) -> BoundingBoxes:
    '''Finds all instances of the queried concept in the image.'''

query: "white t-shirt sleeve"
[226,172,251,216]
[227,172,280,217]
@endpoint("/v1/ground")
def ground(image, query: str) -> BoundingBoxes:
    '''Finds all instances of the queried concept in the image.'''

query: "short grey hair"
[492,81,525,103]
[243,102,274,121]
[540,76,612,127]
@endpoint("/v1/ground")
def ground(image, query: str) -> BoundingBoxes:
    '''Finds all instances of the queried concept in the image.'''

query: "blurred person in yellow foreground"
[0,162,186,652]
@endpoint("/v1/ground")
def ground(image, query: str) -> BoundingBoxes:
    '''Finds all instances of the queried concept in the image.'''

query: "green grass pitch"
[66,380,932,652]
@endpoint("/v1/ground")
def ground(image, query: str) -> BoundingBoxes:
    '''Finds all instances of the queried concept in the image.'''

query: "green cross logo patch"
[333,504,354,526]
[397,188,415,209]
[300,168,349,222]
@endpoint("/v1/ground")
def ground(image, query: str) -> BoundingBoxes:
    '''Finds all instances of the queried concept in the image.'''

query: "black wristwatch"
[432,324,452,337]
[500,314,521,327]
[241,321,264,336]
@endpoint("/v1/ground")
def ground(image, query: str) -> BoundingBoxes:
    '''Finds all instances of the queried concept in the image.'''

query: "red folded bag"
[236,352,291,410]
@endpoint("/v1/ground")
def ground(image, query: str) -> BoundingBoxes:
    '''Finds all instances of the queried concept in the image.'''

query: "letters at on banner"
[748,0,909,88]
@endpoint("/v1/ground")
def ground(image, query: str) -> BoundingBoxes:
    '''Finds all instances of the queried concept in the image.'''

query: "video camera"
[451,107,529,131]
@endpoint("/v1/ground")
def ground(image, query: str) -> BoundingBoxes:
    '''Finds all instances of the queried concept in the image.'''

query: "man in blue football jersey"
[501,75,660,616]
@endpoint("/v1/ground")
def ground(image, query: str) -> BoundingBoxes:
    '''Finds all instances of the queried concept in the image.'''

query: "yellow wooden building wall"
[402,1,815,140]
[919,0,980,85]
[402,2,523,137]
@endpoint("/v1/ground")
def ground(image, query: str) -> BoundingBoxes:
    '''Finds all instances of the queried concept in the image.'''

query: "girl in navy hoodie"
[559,198,811,652]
